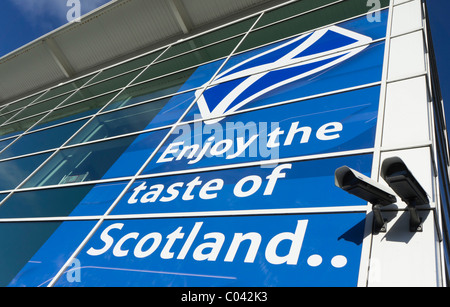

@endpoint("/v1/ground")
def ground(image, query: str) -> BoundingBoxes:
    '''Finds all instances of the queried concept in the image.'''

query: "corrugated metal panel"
[183,0,272,27]
[0,42,65,102]
[53,0,182,72]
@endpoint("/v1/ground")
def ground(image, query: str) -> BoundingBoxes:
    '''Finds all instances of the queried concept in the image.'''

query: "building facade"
[0,0,448,287]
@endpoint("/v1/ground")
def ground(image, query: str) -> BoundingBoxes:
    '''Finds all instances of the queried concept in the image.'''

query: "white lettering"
[264,164,292,196]
[157,141,184,163]
[126,164,292,205]
[113,232,139,257]
[182,176,203,201]
[265,220,308,265]
[157,120,343,165]
[284,122,312,145]
[234,175,262,198]
[267,127,285,148]
[128,182,147,204]
[141,184,164,203]
[224,232,262,263]
[316,122,343,141]
[226,135,259,160]
[134,233,162,258]
[86,220,309,266]
[188,137,215,164]
[199,179,224,200]
[178,222,203,260]
[161,227,184,259]
[87,223,124,256]
[210,139,233,157]
[160,182,184,202]
[193,232,225,261]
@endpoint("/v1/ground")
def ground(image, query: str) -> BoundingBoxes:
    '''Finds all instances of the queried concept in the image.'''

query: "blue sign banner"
[143,86,380,175]
[53,214,366,287]
[112,154,372,215]
[183,10,387,122]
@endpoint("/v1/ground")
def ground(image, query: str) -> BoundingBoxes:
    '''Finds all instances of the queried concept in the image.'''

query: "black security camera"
[381,157,429,232]
[381,157,429,206]
[335,166,397,232]
[335,166,397,206]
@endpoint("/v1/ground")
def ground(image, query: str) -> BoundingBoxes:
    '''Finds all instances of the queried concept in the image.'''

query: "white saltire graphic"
[195,26,373,124]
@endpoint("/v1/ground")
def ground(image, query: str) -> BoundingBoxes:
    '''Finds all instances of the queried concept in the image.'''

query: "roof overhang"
[0,0,291,105]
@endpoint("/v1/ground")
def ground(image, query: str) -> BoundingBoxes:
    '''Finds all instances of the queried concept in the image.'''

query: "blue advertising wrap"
[53,214,366,287]
[144,86,380,175]
[112,154,373,215]
[7,10,388,287]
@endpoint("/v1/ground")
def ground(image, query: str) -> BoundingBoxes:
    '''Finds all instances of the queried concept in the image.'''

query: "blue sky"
[426,0,450,126]
[0,0,449,127]
[0,0,112,56]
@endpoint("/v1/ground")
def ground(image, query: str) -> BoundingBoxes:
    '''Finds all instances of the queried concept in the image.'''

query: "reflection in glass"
[8,92,73,122]
[106,68,197,110]
[0,119,88,159]
[1,92,42,116]
[23,136,139,188]
[32,91,119,131]
[0,114,46,139]
[86,50,162,85]
[61,69,143,107]
[0,152,51,190]
[133,36,241,85]
[35,75,93,102]
[0,221,62,287]
[68,97,171,144]
[160,17,256,61]
[0,185,94,218]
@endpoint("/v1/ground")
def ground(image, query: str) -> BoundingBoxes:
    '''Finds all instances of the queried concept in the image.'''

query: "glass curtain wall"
[0,0,393,287]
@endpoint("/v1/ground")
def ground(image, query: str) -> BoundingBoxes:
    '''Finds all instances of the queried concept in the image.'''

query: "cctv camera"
[335,166,397,206]
[380,157,429,206]
[335,166,397,233]
[381,157,428,232]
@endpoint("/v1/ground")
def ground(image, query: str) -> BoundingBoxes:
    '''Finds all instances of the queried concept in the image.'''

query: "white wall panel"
[382,76,430,148]
[391,0,423,37]
[388,30,426,81]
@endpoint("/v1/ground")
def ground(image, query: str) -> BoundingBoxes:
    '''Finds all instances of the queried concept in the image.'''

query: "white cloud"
[9,0,112,30]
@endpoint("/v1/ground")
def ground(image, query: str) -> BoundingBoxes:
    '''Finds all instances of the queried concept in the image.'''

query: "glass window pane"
[35,75,93,102]
[0,119,88,159]
[1,92,43,114]
[23,129,169,188]
[237,0,390,53]
[0,113,46,139]
[0,152,51,190]
[160,17,256,60]
[86,50,162,85]
[9,92,73,122]
[32,91,119,131]
[0,110,20,126]
[68,98,171,144]
[0,137,16,152]
[0,221,63,287]
[132,36,242,85]
[2,220,97,287]
[69,181,130,216]
[61,68,144,107]
[254,0,339,29]
[105,68,197,110]
[0,185,94,218]
[69,91,194,145]
[23,136,138,187]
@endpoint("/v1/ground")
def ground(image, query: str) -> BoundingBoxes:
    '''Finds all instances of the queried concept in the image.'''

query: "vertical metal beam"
[168,0,194,34]
[43,37,75,79]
